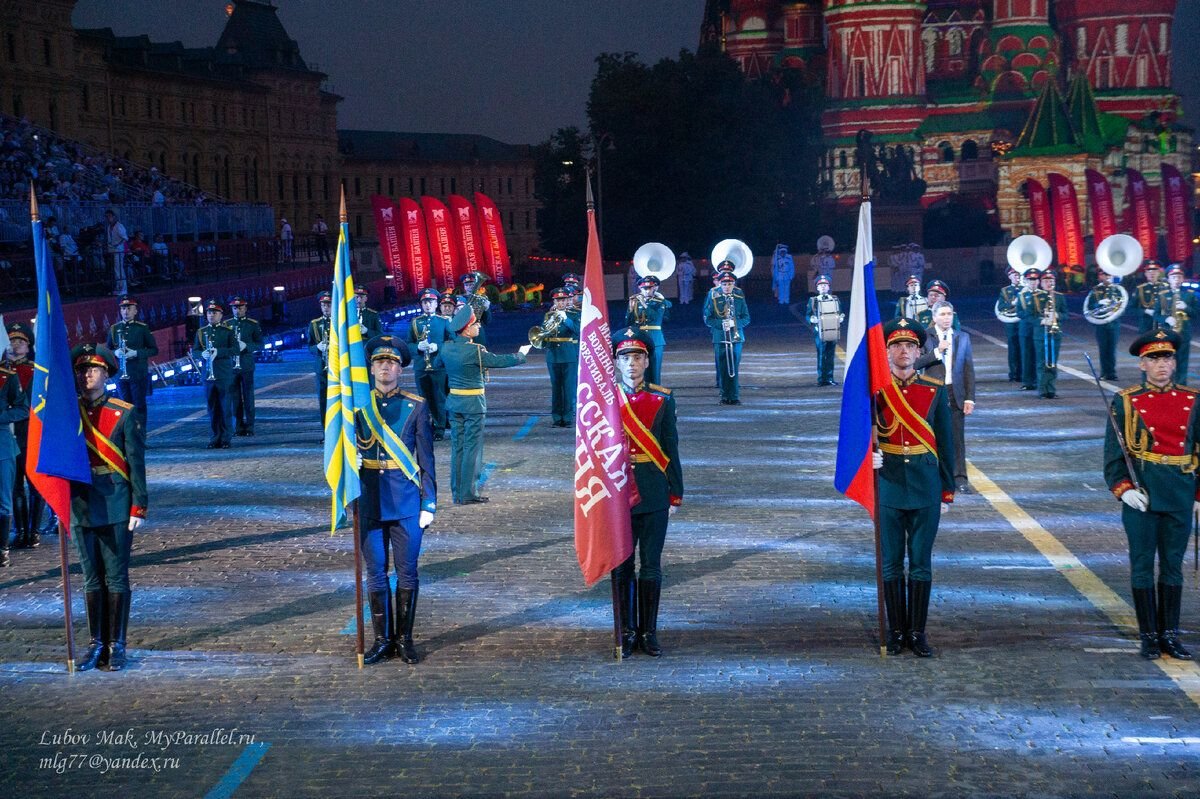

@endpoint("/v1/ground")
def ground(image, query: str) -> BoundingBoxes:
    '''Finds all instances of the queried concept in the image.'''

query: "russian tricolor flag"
[834,201,890,518]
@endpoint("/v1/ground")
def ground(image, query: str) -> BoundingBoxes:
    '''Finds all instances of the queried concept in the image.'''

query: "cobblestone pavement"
[2,297,1198,798]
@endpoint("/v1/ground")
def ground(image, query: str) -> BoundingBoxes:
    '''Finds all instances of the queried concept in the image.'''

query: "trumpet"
[318,321,328,370]
[232,324,243,372]
[203,330,217,382]
[117,329,130,381]
[422,323,433,369]
[528,309,566,349]
[1041,287,1059,370]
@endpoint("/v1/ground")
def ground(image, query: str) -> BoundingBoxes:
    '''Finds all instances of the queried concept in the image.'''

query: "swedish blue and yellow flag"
[322,192,372,533]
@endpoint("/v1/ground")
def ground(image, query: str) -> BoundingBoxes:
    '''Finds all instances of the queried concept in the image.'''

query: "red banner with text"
[474,192,511,286]
[420,196,462,289]
[398,198,431,294]
[448,194,484,274]
[1125,169,1157,260]
[1026,178,1053,247]
[1084,168,1118,246]
[369,195,406,294]
[1048,173,1085,268]
[1161,163,1192,266]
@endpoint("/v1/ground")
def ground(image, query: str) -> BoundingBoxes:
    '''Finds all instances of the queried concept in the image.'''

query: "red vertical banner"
[448,194,484,273]
[1048,173,1085,268]
[1161,163,1193,265]
[1084,168,1118,244]
[369,195,406,293]
[474,191,511,286]
[397,198,431,294]
[1026,178,1054,247]
[1125,169,1157,259]
[420,196,462,289]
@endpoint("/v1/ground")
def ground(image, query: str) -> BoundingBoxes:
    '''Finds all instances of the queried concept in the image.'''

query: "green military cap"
[612,327,655,356]
[6,321,33,345]
[1129,328,1181,358]
[366,335,411,367]
[71,343,118,374]
[883,317,927,348]
[449,303,476,334]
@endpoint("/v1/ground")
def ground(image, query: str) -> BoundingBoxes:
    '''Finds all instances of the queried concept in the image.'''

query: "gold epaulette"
[131,320,148,327]
[647,383,672,395]
[1118,385,1141,397]
[917,375,944,387]
[400,390,424,403]
[108,397,135,410]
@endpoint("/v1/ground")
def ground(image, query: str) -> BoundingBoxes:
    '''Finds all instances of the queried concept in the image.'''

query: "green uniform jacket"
[625,296,670,349]
[1135,280,1169,330]
[543,311,581,365]
[0,367,29,461]
[874,374,956,509]
[620,382,683,515]
[408,314,454,375]
[195,324,238,384]
[703,290,750,343]
[226,316,264,372]
[71,393,147,527]
[308,316,331,374]
[1104,383,1200,513]
[106,320,159,379]
[1018,289,1066,327]
[1162,287,1198,338]
[1087,283,1124,322]
[997,285,1021,317]
[434,339,525,414]
[359,307,384,342]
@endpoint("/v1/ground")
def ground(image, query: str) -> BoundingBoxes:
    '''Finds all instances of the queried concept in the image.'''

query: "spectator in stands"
[280,217,293,262]
[150,234,171,281]
[104,208,129,296]
[312,215,330,262]
[127,231,151,284]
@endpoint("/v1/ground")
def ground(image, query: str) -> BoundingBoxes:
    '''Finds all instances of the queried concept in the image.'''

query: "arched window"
[939,141,954,163]
[961,140,979,161]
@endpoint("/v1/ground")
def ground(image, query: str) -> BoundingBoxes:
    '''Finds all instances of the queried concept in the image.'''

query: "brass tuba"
[1083,234,1140,325]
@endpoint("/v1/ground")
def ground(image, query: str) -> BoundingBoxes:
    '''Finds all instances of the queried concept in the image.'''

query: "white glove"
[359,324,368,335]
[1166,316,1178,329]
[517,344,532,356]
[941,502,950,514]
[203,348,217,360]
[419,510,434,529]
[480,297,491,310]
[238,341,247,351]
[872,451,883,469]
[125,348,138,358]
[808,317,818,325]
[417,340,429,352]
[1121,489,1149,512]
[1194,501,1200,526]
[356,452,363,470]
[128,517,144,532]
[426,342,438,353]
[316,340,328,352]
[1145,308,1155,316]
[668,505,678,517]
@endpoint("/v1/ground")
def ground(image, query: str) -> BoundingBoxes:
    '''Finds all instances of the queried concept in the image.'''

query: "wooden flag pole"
[609,571,622,662]
[58,520,76,673]
[352,500,365,669]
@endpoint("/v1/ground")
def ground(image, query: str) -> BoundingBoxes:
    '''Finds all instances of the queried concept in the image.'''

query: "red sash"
[81,402,130,480]
[879,381,938,458]
[620,390,670,474]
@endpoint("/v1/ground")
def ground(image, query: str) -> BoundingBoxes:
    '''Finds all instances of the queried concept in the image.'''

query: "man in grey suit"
[915,300,976,493]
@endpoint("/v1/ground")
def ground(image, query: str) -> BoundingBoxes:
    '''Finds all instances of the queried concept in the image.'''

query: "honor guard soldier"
[195,300,237,448]
[356,336,437,665]
[408,288,453,440]
[106,295,158,423]
[612,329,683,658]
[807,275,843,386]
[1104,330,1196,660]
[1031,268,1066,399]
[895,275,927,322]
[434,303,529,504]
[541,287,581,427]
[1162,264,1197,384]
[871,318,955,657]
[226,296,264,436]
[704,266,750,405]
[308,291,333,427]
[1089,271,1124,381]
[355,286,384,341]
[70,344,147,671]
[0,354,29,568]
[457,271,492,346]
[5,322,44,551]
[1016,267,1043,391]
[997,267,1024,382]
[1136,260,1168,334]
[626,274,671,385]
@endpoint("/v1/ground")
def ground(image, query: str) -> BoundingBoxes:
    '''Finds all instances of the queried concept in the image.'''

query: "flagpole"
[58,520,76,673]
[352,500,365,669]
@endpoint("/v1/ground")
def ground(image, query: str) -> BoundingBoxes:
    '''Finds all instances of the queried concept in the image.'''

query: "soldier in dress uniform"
[807,275,842,386]
[920,280,951,329]
[1089,270,1124,381]
[1162,264,1197,384]
[1136,260,1168,334]
[408,288,453,440]
[895,275,926,322]
[997,267,1024,382]
[1016,267,1043,391]
[433,304,529,504]
[226,296,264,436]
[105,295,158,424]
[355,286,384,341]
[772,243,795,304]
[0,352,28,568]
[703,266,750,405]
[457,271,492,346]
[5,322,43,550]
[625,274,671,385]
[195,299,237,448]
[308,291,333,427]
[543,287,581,427]
[70,344,147,671]
[356,336,437,665]
[676,253,696,305]
[871,318,955,657]
[1104,329,1196,661]
[1031,268,1067,399]
[611,329,683,658]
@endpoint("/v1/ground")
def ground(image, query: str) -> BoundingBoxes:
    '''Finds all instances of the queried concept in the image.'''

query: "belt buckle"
[902,445,910,456]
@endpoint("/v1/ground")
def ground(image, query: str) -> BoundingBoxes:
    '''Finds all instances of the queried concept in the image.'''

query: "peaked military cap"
[883,317,927,347]
[1166,263,1186,277]
[562,273,581,285]
[1022,267,1042,281]
[71,343,118,374]
[637,275,661,288]
[229,296,247,307]
[1130,328,1181,358]
[1144,259,1163,272]
[925,279,949,296]
[551,287,571,299]
[612,327,654,356]
[450,302,476,334]
[816,275,831,287]
[118,294,139,307]
[367,335,411,367]
[6,321,33,344]
[418,288,440,302]
[355,286,369,297]
[205,299,225,313]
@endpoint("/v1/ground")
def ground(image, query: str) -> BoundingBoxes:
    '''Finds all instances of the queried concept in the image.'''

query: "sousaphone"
[1083,233,1141,325]
[633,242,677,282]
[710,239,754,278]
[996,235,1053,323]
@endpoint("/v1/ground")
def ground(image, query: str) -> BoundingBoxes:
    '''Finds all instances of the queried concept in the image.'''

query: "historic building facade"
[703,0,1191,242]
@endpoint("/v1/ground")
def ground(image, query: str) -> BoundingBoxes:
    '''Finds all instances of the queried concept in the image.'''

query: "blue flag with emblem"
[322,192,372,534]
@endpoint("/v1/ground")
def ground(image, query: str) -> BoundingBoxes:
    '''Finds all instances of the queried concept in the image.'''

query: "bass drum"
[814,296,841,342]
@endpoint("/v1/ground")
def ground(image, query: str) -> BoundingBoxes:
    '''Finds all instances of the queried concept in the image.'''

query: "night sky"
[72,1,1200,145]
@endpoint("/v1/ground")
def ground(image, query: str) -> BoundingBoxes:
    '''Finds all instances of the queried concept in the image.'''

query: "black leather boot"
[618,573,637,659]
[1132,586,1160,659]
[76,590,108,671]
[637,579,662,657]
[12,490,30,548]
[0,515,10,568]
[396,585,420,664]
[883,579,906,655]
[362,589,395,664]
[105,592,131,671]
[907,579,934,658]
[1157,583,1193,660]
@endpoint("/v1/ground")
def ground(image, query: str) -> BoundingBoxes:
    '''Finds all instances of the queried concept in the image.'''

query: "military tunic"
[358,306,384,342]
[996,284,1023,381]
[807,292,841,385]
[456,291,492,345]
[407,313,454,433]
[195,323,237,446]
[894,293,928,323]
[7,357,45,540]
[703,289,750,403]
[1088,282,1124,380]
[625,296,671,385]
[225,315,264,434]
[0,367,29,524]
[1162,287,1198,384]
[1135,280,1169,334]
[1029,289,1067,397]
[542,311,581,425]
[308,315,331,425]
[105,319,158,422]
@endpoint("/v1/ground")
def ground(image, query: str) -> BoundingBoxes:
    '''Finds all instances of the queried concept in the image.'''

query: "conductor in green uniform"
[1104,329,1196,661]
[542,287,580,427]
[408,288,453,440]
[226,296,264,436]
[872,318,955,658]
[106,295,158,424]
[308,291,333,428]
[195,299,238,448]
[434,303,529,504]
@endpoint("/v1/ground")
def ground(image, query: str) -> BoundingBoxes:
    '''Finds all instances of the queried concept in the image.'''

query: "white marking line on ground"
[979,565,1056,570]
[1120,737,1200,745]
[968,460,1200,710]
[150,374,311,436]
[1084,648,1139,654]
[962,325,1118,393]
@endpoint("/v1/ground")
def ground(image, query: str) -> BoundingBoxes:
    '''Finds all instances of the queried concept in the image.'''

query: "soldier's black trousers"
[546,361,575,424]
[714,342,743,402]
[1094,321,1119,378]
[1005,320,1022,380]
[1123,505,1190,588]
[1019,321,1037,388]
[116,376,148,423]
[814,334,835,384]
[615,509,669,583]
[205,380,233,445]
[360,518,423,591]
[880,504,940,582]
[232,370,255,433]
[74,523,132,593]
[414,369,447,430]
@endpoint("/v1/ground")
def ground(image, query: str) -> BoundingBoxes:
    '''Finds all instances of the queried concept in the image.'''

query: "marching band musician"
[457,271,492,346]
[1089,271,1124,382]
[895,276,925,321]
[704,266,750,405]
[543,287,581,428]
[871,318,955,657]
[1162,264,1197,384]
[1016,267,1042,392]
[1136,260,1167,334]
[5,322,45,551]
[625,274,671,385]
[105,295,158,424]
[433,304,529,504]
[408,288,453,441]
[611,329,683,658]
[355,286,384,342]
[807,275,842,387]
[1104,329,1196,661]
[920,280,953,329]
[997,267,1024,383]
[810,236,835,290]
[195,300,237,448]
[356,336,437,665]
[0,352,28,568]
[70,344,147,672]
[226,296,264,437]
[308,291,333,429]
[1031,269,1067,399]
[915,301,976,493]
